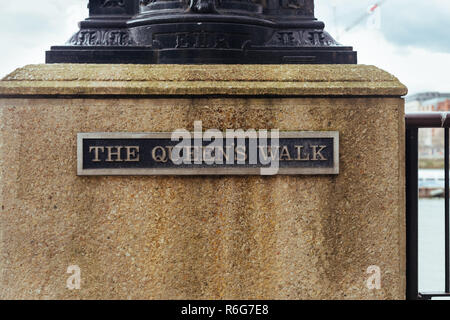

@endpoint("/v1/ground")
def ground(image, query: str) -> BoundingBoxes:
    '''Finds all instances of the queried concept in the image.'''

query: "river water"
[419,199,446,292]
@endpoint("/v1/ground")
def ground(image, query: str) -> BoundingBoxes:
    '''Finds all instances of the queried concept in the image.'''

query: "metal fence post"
[406,127,419,300]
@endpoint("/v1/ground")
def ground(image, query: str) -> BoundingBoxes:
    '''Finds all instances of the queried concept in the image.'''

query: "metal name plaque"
[77,132,339,176]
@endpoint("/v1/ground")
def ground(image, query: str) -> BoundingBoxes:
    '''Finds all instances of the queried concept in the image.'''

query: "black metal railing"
[406,112,450,300]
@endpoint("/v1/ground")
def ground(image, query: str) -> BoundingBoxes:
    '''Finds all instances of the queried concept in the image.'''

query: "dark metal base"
[46,0,357,65]
[47,46,356,64]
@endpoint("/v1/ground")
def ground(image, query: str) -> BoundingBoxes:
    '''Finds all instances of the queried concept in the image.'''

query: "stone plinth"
[0,65,407,299]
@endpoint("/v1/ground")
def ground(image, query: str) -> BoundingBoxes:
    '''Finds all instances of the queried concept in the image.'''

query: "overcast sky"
[0,0,449,95]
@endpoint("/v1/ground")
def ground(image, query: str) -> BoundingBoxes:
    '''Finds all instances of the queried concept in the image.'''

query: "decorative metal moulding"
[46,0,357,64]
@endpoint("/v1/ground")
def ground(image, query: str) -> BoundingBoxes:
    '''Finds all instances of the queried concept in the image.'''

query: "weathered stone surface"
[0,64,406,300]
[0,64,407,97]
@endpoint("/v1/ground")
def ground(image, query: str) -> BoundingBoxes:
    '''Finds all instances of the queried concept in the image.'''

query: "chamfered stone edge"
[0,64,408,97]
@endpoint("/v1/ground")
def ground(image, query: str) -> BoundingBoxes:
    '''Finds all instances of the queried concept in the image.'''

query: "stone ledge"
[0,64,408,97]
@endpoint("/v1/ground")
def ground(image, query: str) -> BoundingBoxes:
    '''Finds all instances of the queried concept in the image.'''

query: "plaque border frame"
[77,131,339,176]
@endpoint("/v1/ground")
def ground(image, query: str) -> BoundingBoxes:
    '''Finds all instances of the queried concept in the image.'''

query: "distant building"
[406,92,450,104]
[406,92,450,158]
[437,99,450,112]
[405,92,450,113]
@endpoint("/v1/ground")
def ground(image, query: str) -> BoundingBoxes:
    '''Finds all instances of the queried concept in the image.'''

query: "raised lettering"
[280,146,292,161]
[152,146,168,163]
[89,146,104,162]
[295,145,310,161]
[311,145,327,161]
[125,146,140,162]
[106,146,123,162]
